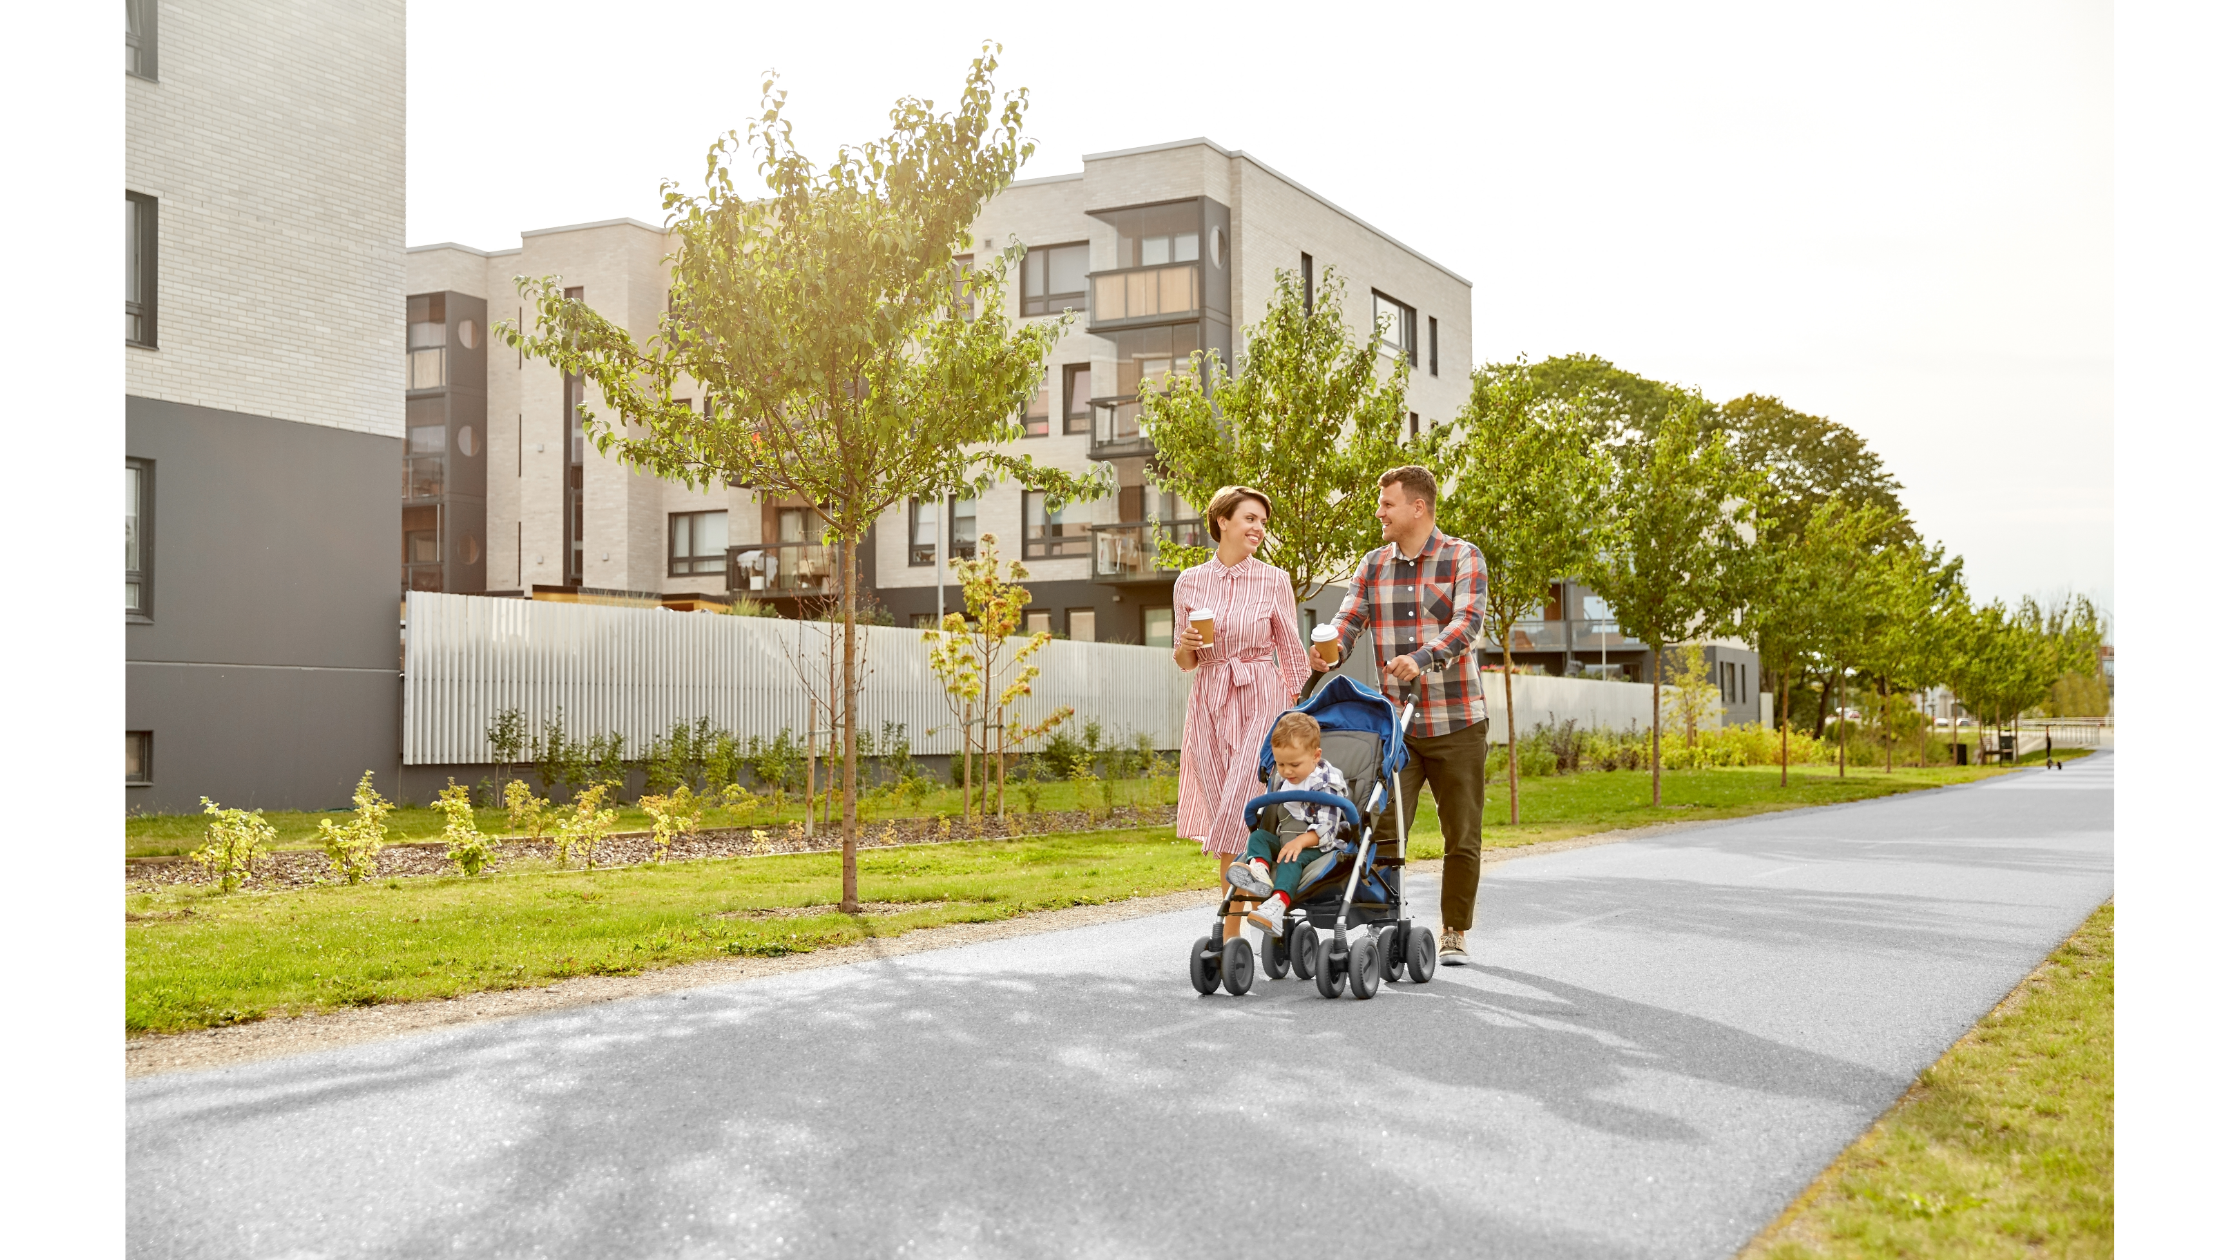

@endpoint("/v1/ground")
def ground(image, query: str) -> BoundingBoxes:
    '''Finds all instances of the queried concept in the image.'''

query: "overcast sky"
[408,0,2111,615]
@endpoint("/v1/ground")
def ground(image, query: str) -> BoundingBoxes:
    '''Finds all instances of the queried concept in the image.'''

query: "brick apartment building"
[404,138,1473,646]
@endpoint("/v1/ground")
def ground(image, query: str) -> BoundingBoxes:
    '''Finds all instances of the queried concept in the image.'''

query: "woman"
[1172,485,1310,938]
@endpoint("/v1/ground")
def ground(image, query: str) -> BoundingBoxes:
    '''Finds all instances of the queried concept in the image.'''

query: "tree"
[1714,394,1915,547]
[1585,400,1752,805]
[1524,353,1693,456]
[501,50,1102,912]
[1440,360,1610,824]
[1140,267,1412,601]
[1736,497,1895,785]
[1856,541,1966,771]
[923,535,1071,821]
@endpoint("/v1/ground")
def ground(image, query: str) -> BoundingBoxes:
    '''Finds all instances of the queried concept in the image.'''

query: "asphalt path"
[128,754,2114,1259]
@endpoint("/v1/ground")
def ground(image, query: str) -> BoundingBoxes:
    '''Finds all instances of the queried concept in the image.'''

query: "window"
[407,292,447,389]
[126,732,153,786]
[1372,291,1417,366]
[1023,491,1091,558]
[126,193,157,347]
[1024,609,1052,637]
[1109,203,1200,268]
[1428,316,1439,376]
[126,459,152,618]
[403,504,442,591]
[1066,608,1097,643]
[404,406,445,499]
[1021,243,1089,317]
[950,496,978,560]
[669,510,729,575]
[909,497,939,565]
[1061,364,1093,435]
[1301,253,1314,315]
[561,298,585,585]
[1408,412,1421,442]
[1144,607,1174,649]
[1109,324,1199,402]
[126,0,157,79]
[1021,369,1051,437]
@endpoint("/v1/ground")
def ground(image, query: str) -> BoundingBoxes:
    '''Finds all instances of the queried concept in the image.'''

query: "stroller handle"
[1239,789,1361,830]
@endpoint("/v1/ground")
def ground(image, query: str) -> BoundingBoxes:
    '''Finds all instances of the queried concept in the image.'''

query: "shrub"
[437,778,497,876]
[316,771,393,885]
[504,778,552,840]
[1040,723,1088,780]
[193,797,273,892]
[552,782,619,869]
[640,784,706,862]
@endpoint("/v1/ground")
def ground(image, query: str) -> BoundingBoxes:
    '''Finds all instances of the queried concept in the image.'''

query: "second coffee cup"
[1189,607,1218,651]
[1311,622,1341,664]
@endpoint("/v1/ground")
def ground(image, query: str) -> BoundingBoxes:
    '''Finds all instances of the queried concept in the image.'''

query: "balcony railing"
[1023,529,1091,560]
[729,541,840,596]
[1090,519,1207,582]
[1090,263,1200,326]
[1089,399,1155,460]
[1490,619,1647,654]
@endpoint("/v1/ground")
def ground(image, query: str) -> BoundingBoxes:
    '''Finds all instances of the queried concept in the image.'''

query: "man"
[1311,465,1488,964]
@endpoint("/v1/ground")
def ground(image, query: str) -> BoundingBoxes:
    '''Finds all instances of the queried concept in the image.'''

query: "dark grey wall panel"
[126,396,398,668]
[127,661,400,813]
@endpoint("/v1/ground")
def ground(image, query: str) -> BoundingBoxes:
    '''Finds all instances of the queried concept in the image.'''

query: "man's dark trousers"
[1371,719,1488,931]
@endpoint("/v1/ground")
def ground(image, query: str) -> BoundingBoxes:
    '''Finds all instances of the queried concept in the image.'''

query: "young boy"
[1226,711,1350,938]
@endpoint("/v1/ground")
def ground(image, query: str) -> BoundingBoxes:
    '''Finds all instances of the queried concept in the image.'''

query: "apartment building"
[407,138,1472,643]
[1490,579,1764,728]
[126,0,407,812]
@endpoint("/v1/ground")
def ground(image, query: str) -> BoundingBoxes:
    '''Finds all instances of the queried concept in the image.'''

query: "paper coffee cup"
[1189,607,1217,650]
[1311,623,1341,664]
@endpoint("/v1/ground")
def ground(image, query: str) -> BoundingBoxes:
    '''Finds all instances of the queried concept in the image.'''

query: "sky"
[408,0,2112,615]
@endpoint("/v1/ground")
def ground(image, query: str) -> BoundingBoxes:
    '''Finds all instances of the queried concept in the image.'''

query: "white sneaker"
[1226,859,1275,900]
[1247,894,1290,938]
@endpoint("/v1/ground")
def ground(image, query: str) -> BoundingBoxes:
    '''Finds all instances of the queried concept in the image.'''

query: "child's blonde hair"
[1270,711,1322,752]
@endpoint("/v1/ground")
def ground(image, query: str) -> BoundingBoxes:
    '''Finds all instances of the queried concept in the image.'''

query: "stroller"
[1187,675,1438,1000]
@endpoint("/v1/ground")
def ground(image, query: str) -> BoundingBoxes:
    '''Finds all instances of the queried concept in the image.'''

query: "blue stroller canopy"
[1256,674,1409,782]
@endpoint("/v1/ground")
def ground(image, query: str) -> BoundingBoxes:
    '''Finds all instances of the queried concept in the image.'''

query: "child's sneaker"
[1247,893,1291,937]
[1225,859,1274,899]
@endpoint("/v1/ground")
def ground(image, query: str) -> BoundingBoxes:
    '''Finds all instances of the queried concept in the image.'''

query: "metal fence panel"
[402,592,1192,765]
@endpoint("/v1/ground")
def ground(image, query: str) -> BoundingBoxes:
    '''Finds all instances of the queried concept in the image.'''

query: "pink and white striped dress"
[1173,555,1310,856]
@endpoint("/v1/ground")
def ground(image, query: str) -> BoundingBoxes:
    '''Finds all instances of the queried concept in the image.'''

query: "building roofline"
[406,241,498,257]
[1076,137,1471,288]
[1005,170,1085,189]
[520,217,667,240]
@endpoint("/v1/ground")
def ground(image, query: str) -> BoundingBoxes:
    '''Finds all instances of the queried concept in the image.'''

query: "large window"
[1143,607,1174,649]
[669,510,729,576]
[1372,291,1417,366]
[126,193,157,347]
[1110,324,1200,402]
[950,495,978,560]
[126,732,153,786]
[1023,491,1091,558]
[909,497,940,565]
[404,408,445,499]
[403,504,442,591]
[1021,368,1051,437]
[562,292,586,584]
[126,459,152,618]
[1109,203,1200,268]
[407,293,447,390]
[1061,364,1093,435]
[126,0,157,79]
[1066,608,1097,643]
[1021,243,1089,317]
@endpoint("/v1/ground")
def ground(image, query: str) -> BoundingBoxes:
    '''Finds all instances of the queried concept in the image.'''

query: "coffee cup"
[1189,607,1218,651]
[1311,623,1341,664]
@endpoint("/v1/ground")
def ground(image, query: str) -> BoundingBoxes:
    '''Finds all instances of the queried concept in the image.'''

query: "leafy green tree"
[923,535,1072,821]
[1524,353,1693,456]
[1441,361,1611,824]
[1737,497,1897,785]
[1139,267,1411,600]
[1714,394,1915,547]
[1856,541,1966,770]
[501,49,1100,912]
[1585,400,1753,805]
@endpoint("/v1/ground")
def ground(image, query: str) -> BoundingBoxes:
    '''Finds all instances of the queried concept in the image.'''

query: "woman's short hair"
[1270,711,1322,750]
[1204,485,1273,542]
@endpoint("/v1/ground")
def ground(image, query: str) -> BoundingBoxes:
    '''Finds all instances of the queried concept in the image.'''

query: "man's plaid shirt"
[1329,527,1489,738]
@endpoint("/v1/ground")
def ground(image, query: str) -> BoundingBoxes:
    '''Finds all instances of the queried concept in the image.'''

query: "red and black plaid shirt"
[1329,527,1489,738]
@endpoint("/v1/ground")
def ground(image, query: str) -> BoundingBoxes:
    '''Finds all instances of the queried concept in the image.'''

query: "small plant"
[1016,754,1045,814]
[640,784,706,862]
[725,594,779,617]
[486,707,528,797]
[504,778,552,841]
[749,828,772,855]
[552,782,619,869]
[437,778,497,876]
[316,771,393,885]
[899,771,932,811]
[192,797,273,892]
[1070,760,1105,821]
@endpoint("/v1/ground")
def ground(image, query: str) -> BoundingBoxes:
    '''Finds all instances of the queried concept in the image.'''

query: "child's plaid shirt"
[1329,527,1489,739]
[1276,757,1351,850]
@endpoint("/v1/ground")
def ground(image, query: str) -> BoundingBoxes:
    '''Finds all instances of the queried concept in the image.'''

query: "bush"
[552,782,618,869]
[193,797,273,892]
[504,778,551,840]
[437,778,496,876]
[639,784,706,862]
[316,771,393,885]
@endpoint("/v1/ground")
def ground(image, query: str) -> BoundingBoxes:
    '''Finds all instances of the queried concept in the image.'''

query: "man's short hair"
[1379,464,1438,509]
[1270,711,1322,751]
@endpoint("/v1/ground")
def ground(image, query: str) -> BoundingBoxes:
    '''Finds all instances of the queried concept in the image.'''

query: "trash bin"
[1953,743,1969,766]
[1997,733,2016,764]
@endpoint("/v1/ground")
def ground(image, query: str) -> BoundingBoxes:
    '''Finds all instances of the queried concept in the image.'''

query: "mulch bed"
[125,805,1181,893]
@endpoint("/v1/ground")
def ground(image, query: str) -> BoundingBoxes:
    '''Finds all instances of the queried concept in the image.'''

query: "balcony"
[729,541,840,597]
[1488,619,1647,655]
[1089,398,1155,461]
[1090,519,1207,583]
[1089,263,1201,330]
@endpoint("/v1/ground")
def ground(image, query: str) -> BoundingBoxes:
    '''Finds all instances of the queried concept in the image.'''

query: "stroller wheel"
[1188,935,1220,995]
[1221,936,1256,996]
[1377,927,1405,984]
[1315,936,1348,999]
[1290,924,1319,981]
[1348,934,1383,999]
[1260,926,1292,980]
[1406,925,1437,984]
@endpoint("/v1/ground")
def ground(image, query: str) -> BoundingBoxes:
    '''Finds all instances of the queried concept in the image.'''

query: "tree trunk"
[839,542,860,915]
[1882,678,1894,774]
[1812,670,1834,740]
[1780,667,1790,788]
[1836,666,1847,778]
[1502,632,1520,827]
[1651,647,1664,806]
[803,719,816,838]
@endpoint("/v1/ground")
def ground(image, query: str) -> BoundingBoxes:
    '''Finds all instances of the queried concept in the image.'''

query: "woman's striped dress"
[1172,555,1310,856]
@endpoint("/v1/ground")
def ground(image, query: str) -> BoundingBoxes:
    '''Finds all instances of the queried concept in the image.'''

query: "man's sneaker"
[1439,928,1470,965]
[1247,895,1291,938]
[1226,859,1275,899]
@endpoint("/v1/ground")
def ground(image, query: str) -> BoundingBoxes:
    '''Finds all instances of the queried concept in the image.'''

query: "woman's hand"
[1174,622,1202,670]
[1278,835,1315,863]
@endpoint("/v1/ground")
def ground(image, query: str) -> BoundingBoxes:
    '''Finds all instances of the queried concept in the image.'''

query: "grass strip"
[126,828,1216,1036]
[1744,902,2113,1259]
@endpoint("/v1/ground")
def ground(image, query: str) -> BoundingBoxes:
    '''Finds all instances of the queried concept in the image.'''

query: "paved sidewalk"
[128,755,2113,1259]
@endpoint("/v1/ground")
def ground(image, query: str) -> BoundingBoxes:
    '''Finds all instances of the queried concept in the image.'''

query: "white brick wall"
[125,0,406,439]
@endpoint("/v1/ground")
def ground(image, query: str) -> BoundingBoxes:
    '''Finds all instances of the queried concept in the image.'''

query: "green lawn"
[126,827,1215,1035]
[125,775,1178,858]
[1405,758,2042,860]
[1746,902,2113,1258]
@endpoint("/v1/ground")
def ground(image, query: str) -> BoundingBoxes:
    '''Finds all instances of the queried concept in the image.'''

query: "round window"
[457,319,480,349]
[1212,226,1228,270]
[458,534,482,565]
[456,426,479,457]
